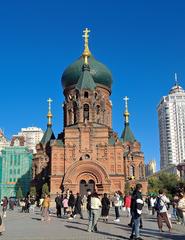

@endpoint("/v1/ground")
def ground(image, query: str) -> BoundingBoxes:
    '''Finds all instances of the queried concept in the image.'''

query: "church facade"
[32,29,147,196]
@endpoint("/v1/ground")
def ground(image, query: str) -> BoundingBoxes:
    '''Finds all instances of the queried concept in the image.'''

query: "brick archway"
[63,160,111,193]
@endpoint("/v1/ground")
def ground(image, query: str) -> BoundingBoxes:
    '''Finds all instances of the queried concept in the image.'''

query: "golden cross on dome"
[47,98,53,126]
[123,96,130,123]
[82,28,91,64]
[124,96,129,111]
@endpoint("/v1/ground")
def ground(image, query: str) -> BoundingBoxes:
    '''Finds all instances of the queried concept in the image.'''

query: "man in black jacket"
[55,193,62,217]
[68,191,75,213]
[130,183,144,240]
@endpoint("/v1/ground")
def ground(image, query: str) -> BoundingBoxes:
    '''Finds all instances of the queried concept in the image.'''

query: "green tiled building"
[0,137,32,199]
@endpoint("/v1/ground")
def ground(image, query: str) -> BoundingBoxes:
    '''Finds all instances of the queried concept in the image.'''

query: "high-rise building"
[32,28,147,196]
[157,77,185,169]
[0,129,10,153]
[0,136,32,199]
[18,127,44,153]
[145,160,156,177]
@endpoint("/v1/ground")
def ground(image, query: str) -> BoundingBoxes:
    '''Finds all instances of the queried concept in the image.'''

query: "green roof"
[76,64,96,91]
[108,136,116,145]
[62,55,112,89]
[121,122,135,143]
[40,126,55,145]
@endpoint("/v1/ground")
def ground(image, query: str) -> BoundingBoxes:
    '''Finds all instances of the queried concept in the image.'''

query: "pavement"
[1,207,185,240]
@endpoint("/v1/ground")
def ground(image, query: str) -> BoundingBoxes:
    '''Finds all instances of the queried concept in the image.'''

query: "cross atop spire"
[123,96,130,124]
[82,28,91,64]
[47,98,53,126]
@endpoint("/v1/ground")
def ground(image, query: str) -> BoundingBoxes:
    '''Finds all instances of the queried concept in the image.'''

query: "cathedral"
[32,28,147,196]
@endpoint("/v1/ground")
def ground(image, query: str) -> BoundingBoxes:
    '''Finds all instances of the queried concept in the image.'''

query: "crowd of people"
[0,184,185,239]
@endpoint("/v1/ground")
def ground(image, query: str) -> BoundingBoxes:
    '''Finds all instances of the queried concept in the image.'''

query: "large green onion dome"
[61,55,112,90]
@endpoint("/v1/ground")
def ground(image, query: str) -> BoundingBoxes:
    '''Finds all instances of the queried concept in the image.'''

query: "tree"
[42,183,49,197]
[148,172,181,199]
[30,186,36,197]
[125,181,131,195]
[16,187,23,199]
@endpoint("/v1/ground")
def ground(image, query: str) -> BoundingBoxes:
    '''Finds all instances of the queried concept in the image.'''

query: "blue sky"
[0,0,185,169]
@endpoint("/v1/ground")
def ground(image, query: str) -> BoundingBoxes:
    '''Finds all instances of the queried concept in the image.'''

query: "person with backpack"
[155,189,172,232]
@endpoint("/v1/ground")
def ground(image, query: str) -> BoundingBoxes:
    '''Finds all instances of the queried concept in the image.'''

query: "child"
[62,195,68,215]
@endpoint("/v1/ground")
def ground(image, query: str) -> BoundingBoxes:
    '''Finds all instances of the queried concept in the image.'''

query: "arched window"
[139,163,144,178]
[83,104,89,121]
[73,102,78,124]
[130,165,135,177]
[96,105,100,114]
[84,91,89,98]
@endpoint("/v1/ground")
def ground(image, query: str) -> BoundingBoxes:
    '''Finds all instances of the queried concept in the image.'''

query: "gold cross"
[123,96,129,111]
[82,28,91,64]
[47,98,53,112]
[82,28,90,47]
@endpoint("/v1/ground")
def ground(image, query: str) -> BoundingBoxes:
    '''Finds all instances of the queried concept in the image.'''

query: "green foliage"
[42,183,49,197]
[30,186,36,197]
[125,181,130,195]
[16,187,23,199]
[148,172,182,199]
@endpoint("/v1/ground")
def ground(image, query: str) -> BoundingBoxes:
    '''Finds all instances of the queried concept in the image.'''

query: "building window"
[73,102,78,124]
[83,104,89,121]
[130,165,135,177]
[84,92,89,98]
[96,105,100,115]
[10,169,12,174]
[139,163,144,178]
[9,178,12,182]
[18,156,20,165]
[17,169,20,174]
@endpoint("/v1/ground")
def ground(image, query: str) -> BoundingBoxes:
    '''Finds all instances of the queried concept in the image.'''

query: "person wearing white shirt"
[87,192,101,232]
[156,189,172,232]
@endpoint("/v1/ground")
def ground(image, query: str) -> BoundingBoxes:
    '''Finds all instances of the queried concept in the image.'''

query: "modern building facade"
[145,160,156,177]
[157,80,185,169]
[17,127,44,153]
[0,136,32,199]
[0,129,10,152]
[32,29,147,196]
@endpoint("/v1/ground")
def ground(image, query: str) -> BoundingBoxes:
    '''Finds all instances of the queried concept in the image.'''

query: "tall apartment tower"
[157,77,185,169]
[18,127,44,153]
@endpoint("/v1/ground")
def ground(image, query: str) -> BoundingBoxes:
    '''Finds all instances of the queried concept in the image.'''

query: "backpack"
[154,197,163,212]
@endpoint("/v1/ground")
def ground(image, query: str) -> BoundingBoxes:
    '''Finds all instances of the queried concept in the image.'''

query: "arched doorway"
[80,179,95,196]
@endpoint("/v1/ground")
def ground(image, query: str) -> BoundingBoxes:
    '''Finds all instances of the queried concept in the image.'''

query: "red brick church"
[32,28,147,196]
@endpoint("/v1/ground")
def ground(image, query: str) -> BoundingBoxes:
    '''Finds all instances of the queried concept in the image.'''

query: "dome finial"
[82,28,91,64]
[47,98,53,126]
[123,96,130,124]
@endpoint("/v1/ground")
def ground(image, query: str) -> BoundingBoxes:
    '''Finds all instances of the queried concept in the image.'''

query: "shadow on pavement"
[65,225,129,239]
[31,217,41,221]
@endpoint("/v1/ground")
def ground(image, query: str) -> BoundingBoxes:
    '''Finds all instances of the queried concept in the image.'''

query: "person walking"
[70,193,83,219]
[55,193,62,217]
[129,183,144,240]
[124,194,131,217]
[68,191,75,214]
[2,197,8,218]
[155,189,172,232]
[113,192,120,222]
[177,191,185,225]
[0,214,5,235]
[41,194,51,221]
[62,195,68,216]
[87,192,102,232]
[101,193,110,222]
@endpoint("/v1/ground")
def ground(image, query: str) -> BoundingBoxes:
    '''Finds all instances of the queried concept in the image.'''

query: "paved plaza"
[1,207,185,240]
